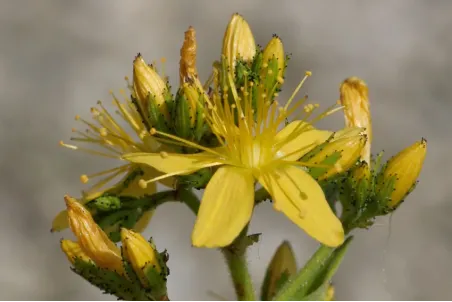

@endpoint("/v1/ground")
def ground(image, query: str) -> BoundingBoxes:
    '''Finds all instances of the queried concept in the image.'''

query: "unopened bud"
[303,133,367,180]
[261,241,297,300]
[174,84,205,140]
[133,54,170,123]
[259,36,285,102]
[65,195,124,273]
[121,229,165,290]
[340,77,372,164]
[377,139,427,208]
[222,14,256,75]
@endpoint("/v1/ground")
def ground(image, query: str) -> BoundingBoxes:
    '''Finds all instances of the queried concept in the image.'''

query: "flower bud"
[222,14,256,74]
[65,195,124,273]
[60,239,92,265]
[302,133,367,180]
[133,54,171,126]
[120,229,162,288]
[261,241,297,300]
[262,36,285,80]
[173,83,205,140]
[377,139,427,208]
[340,77,372,164]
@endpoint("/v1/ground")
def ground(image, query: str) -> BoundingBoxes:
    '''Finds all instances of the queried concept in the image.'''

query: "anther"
[138,179,148,189]
[150,128,157,135]
[80,175,89,184]
[160,151,169,158]
[99,128,108,137]
[305,71,312,77]
[75,115,80,121]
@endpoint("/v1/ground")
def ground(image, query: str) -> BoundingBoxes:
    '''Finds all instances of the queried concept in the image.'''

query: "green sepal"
[71,258,152,300]
[375,173,397,213]
[91,196,121,212]
[164,84,174,124]
[194,92,206,142]
[148,93,169,133]
[251,49,263,78]
[176,167,213,189]
[235,60,249,88]
[95,208,143,242]
[305,151,342,180]
[262,56,280,99]
[143,246,169,300]
[173,90,191,139]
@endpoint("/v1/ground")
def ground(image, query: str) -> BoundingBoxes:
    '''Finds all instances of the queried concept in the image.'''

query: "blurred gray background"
[1,0,451,300]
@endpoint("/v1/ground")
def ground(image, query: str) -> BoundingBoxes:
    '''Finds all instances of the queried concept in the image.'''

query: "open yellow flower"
[53,82,170,232]
[123,27,351,247]
[124,79,346,248]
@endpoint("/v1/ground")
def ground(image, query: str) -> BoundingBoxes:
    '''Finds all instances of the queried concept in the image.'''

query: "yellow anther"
[138,179,147,189]
[80,175,89,184]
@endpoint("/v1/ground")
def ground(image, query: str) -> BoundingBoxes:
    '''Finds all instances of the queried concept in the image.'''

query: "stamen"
[284,71,311,110]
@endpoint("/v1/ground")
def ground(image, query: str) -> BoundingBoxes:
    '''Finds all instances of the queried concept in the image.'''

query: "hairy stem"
[222,228,256,301]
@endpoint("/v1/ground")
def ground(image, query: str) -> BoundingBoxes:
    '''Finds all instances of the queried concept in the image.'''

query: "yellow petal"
[123,152,222,176]
[52,209,70,232]
[133,210,154,233]
[121,229,160,287]
[275,121,332,161]
[192,166,254,248]
[258,166,344,247]
[60,239,93,265]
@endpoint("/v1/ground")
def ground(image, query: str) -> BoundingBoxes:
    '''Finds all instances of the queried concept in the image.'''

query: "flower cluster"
[53,13,427,301]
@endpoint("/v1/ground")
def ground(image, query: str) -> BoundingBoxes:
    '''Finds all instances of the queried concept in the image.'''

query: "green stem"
[222,228,256,301]
[175,187,200,214]
[273,245,334,301]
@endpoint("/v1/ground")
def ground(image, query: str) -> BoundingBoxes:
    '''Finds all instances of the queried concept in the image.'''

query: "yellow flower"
[222,13,256,74]
[379,139,427,208]
[64,195,124,274]
[121,228,160,287]
[340,77,372,164]
[123,23,351,247]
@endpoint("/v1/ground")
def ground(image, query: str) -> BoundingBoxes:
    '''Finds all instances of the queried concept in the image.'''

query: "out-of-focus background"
[1,0,451,300]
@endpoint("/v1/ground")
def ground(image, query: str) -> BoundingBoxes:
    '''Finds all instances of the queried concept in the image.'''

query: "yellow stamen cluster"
[59,87,161,194]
